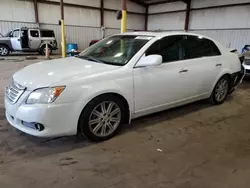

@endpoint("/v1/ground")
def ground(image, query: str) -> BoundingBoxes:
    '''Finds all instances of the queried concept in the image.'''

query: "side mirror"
[136,55,162,68]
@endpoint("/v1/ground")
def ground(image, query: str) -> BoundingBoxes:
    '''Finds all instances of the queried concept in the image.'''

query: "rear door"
[28,29,41,49]
[10,29,22,50]
[183,35,222,95]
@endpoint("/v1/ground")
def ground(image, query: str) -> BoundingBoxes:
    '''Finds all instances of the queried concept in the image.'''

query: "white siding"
[41,24,102,50]
[38,4,100,27]
[105,28,134,36]
[104,11,145,30]
[104,0,146,13]
[0,0,35,23]
[148,12,185,31]
[38,4,61,24]
[192,29,250,51]
[49,0,100,7]
[64,7,100,27]
[189,0,250,51]
[191,0,250,8]
[0,21,37,35]
[149,1,186,14]
[190,5,250,30]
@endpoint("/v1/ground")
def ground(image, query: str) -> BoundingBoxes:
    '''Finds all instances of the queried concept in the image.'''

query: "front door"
[10,29,22,51]
[28,29,41,50]
[133,35,188,116]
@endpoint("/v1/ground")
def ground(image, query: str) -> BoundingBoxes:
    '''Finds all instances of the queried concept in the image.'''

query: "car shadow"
[120,99,212,134]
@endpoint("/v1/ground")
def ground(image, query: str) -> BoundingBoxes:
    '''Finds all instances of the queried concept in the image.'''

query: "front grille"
[6,79,26,104]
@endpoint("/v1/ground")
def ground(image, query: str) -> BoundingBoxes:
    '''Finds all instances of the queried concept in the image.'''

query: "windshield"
[78,35,153,66]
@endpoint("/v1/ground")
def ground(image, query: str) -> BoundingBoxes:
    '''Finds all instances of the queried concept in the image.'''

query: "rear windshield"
[40,30,55,37]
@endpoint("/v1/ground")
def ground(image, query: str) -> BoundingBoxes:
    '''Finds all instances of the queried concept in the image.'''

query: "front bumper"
[4,91,79,137]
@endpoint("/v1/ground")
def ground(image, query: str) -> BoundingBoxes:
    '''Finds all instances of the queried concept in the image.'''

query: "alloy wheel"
[215,78,228,102]
[0,47,8,56]
[88,101,121,137]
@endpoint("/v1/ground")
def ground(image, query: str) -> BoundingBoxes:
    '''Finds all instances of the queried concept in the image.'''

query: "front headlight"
[26,86,65,104]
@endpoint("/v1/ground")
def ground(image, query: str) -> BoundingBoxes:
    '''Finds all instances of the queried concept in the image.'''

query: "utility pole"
[121,0,127,33]
[60,0,66,57]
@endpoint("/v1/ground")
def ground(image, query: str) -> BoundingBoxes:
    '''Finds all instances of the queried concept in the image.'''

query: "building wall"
[190,0,250,51]
[148,1,186,31]
[0,0,145,51]
[148,0,250,51]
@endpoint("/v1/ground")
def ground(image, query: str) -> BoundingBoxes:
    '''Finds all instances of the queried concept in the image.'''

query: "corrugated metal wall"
[190,0,250,51]
[0,0,145,52]
[148,1,186,31]
[148,0,250,51]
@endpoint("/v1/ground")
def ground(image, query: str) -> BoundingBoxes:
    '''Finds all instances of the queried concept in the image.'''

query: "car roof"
[117,31,208,39]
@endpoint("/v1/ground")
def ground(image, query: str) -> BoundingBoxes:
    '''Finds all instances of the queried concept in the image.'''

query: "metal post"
[33,0,39,25]
[121,0,127,33]
[60,0,66,58]
[184,0,191,31]
[145,5,148,31]
[100,0,104,27]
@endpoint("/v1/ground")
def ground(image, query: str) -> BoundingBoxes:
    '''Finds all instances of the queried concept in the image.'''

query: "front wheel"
[78,95,125,142]
[209,75,230,104]
[0,45,10,56]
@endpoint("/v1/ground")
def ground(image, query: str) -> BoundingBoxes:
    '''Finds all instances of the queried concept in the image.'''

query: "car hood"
[0,36,9,40]
[13,57,119,90]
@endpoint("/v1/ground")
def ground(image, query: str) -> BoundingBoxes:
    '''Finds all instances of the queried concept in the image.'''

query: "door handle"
[216,63,222,67]
[179,69,188,73]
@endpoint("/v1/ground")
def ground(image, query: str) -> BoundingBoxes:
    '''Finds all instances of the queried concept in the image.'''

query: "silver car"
[0,27,57,56]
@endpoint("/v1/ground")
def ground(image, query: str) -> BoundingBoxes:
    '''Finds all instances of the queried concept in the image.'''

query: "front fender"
[55,76,134,123]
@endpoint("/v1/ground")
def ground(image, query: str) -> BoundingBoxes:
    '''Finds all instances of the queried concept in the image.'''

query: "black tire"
[0,44,10,56]
[209,75,230,105]
[39,45,52,55]
[78,94,126,142]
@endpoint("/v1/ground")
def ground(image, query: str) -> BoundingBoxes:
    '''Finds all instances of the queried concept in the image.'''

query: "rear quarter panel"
[209,40,241,93]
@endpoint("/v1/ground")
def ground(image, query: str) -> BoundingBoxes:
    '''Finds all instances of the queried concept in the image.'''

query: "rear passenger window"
[146,36,183,63]
[41,30,55,37]
[183,36,221,60]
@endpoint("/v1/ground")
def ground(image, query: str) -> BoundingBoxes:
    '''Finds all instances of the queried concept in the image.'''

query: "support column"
[145,5,148,31]
[121,0,127,33]
[60,0,66,57]
[33,0,39,26]
[100,0,104,27]
[184,0,191,31]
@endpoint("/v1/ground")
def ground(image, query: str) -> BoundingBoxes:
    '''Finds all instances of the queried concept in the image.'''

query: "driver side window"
[10,30,20,38]
[146,35,183,63]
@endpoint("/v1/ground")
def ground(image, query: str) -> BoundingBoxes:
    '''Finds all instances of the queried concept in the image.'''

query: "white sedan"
[5,32,245,141]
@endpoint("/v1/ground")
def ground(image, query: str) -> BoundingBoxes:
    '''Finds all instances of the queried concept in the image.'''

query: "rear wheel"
[78,95,125,142]
[39,45,52,55]
[209,75,230,104]
[0,45,10,56]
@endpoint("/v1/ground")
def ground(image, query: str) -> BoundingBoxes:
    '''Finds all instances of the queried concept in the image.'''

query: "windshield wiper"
[79,56,104,64]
